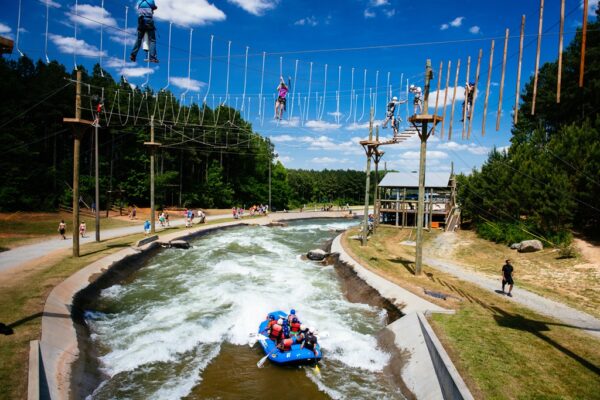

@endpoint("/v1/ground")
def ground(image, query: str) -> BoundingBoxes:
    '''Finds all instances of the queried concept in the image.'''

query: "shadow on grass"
[388,257,415,274]
[492,307,600,376]
[81,242,131,257]
[2,311,71,334]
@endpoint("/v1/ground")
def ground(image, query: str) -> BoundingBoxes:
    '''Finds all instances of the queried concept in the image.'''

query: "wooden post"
[440,60,451,140]
[557,0,565,102]
[468,49,483,140]
[532,0,545,115]
[497,29,509,131]
[432,61,443,135]
[361,109,374,246]
[373,126,381,233]
[462,56,471,139]
[150,116,156,234]
[514,15,525,124]
[580,0,589,87]
[94,116,100,241]
[449,59,461,140]
[482,40,495,136]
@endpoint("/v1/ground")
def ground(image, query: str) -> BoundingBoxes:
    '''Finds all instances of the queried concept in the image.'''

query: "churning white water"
[85,219,405,399]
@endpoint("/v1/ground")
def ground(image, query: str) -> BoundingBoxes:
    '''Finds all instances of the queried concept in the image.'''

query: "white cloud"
[450,17,464,27]
[278,155,293,164]
[0,22,11,35]
[385,9,396,18]
[364,9,376,18]
[402,150,449,160]
[39,0,61,8]
[278,117,301,127]
[426,86,466,108]
[294,16,318,26]
[271,134,296,143]
[370,0,389,6]
[582,0,599,14]
[120,67,155,78]
[49,34,106,57]
[305,120,342,131]
[345,121,371,131]
[469,25,481,34]
[436,141,489,155]
[155,0,226,27]
[108,27,136,47]
[227,0,279,16]
[311,157,350,164]
[440,23,449,30]
[68,4,118,29]
[328,111,343,118]
[170,77,205,92]
[104,57,133,68]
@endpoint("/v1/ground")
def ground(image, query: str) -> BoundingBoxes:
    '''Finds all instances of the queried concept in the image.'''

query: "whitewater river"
[84,219,405,399]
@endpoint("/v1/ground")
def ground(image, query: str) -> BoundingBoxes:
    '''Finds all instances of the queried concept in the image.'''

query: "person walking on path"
[58,220,66,240]
[143,220,151,235]
[130,0,159,63]
[79,221,87,238]
[501,259,515,297]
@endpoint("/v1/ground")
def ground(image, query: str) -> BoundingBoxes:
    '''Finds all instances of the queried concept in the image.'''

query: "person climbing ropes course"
[130,0,159,63]
[382,96,406,137]
[275,76,290,120]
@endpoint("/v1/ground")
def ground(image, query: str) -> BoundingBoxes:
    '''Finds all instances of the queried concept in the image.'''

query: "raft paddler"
[268,318,284,343]
[301,327,319,357]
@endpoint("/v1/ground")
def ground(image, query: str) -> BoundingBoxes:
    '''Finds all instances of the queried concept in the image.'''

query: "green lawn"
[344,226,600,400]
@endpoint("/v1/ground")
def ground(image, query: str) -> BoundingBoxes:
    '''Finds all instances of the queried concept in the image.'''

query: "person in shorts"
[501,259,514,297]
[58,220,66,240]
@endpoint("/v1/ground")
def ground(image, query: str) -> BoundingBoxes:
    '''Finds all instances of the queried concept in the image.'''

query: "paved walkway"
[424,234,600,339]
[0,214,230,274]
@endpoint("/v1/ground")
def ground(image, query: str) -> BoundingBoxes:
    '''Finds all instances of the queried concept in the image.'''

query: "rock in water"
[170,240,190,249]
[510,243,521,250]
[307,249,328,261]
[518,240,543,253]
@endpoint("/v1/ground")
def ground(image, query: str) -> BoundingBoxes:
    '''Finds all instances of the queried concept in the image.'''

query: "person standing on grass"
[79,221,87,238]
[502,259,515,297]
[58,220,66,240]
[144,220,151,235]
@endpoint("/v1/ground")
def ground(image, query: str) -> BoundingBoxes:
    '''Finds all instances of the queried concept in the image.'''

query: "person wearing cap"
[268,318,284,343]
[461,82,475,121]
[382,96,407,137]
[409,85,423,115]
[301,327,319,357]
[289,317,302,336]
[501,259,515,297]
[287,309,299,324]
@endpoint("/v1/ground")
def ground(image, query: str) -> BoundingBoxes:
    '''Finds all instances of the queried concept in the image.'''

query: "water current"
[84,219,405,399]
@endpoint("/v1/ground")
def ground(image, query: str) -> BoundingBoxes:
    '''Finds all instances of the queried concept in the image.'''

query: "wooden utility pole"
[411,60,442,276]
[557,0,565,102]
[372,126,384,234]
[361,109,374,246]
[514,15,526,124]
[497,29,509,131]
[144,116,161,234]
[482,40,495,136]
[580,0,589,87]
[63,70,93,257]
[94,114,100,241]
[532,0,545,115]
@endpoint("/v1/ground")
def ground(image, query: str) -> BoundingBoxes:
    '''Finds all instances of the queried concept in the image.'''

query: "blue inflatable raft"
[257,310,322,366]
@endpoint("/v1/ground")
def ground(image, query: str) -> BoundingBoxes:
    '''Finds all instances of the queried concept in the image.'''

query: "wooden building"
[0,36,14,55]
[377,171,460,231]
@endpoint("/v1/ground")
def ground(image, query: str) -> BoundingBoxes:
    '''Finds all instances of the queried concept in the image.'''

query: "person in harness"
[409,85,422,115]
[277,337,294,352]
[382,96,406,137]
[275,76,290,120]
[461,81,475,121]
[130,0,158,63]
[268,318,284,343]
[301,327,319,357]
[289,317,302,336]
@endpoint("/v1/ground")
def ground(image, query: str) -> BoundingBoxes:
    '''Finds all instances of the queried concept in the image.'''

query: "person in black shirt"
[501,259,514,297]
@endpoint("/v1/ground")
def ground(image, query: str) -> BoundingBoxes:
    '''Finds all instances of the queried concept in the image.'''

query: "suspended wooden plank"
[448,59,461,141]
[580,0,589,87]
[440,60,451,140]
[432,61,443,135]
[514,15,526,125]
[531,0,545,115]
[482,40,495,136]
[497,29,509,131]
[557,0,565,102]
[462,56,471,140]
[468,49,483,140]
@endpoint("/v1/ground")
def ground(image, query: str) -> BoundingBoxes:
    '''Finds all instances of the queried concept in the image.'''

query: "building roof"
[378,172,451,188]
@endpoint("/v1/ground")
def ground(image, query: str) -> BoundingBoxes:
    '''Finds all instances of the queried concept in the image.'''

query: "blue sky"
[1,0,598,176]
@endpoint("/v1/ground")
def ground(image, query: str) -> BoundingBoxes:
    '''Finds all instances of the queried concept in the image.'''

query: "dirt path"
[424,232,600,339]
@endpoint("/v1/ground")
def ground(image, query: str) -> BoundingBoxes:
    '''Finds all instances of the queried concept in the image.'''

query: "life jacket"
[269,324,282,341]
[267,320,276,330]
[304,333,316,350]
[281,338,293,351]
[291,322,301,333]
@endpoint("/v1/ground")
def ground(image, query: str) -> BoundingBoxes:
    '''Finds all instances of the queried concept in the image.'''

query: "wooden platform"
[408,114,444,124]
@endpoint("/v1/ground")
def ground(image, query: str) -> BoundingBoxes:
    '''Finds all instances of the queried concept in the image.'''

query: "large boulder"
[170,240,190,249]
[517,240,543,253]
[510,243,521,250]
[307,249,328,261]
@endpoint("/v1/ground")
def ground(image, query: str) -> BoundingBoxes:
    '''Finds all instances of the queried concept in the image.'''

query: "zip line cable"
[16,0,25,57]
[44,0,50,63]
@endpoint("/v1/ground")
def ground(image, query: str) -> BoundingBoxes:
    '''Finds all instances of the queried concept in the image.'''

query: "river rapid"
[84,219,405,399]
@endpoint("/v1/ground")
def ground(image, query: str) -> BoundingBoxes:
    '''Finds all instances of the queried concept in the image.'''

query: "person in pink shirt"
[275,76,290,120]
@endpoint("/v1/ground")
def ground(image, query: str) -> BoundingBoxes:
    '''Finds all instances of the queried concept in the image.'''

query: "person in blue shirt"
[130,0,158,63]
[143,220,151,235]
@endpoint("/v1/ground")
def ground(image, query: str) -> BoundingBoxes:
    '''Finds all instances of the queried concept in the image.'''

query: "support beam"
[361,109,374,246]
[468,49,483,140]
[580,0,589,87]
[514,15,526,124]
[482,40,495,136]
[440,60,451,140]
[557,0,565,102]
[497,29,509,131]
[532,0,545,115]
[448,59,460,140]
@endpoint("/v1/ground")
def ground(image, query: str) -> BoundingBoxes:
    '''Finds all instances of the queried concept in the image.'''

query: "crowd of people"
[233,204,269,219]
[265,309,319,356]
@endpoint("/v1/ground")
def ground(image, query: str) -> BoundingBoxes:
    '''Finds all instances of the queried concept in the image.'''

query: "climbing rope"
[44,0,50,63]
[306,62,313,122]
[241,46,249,112]
[346,67,355,122]
[289,59,298,120]
[359,69,367,122]
[318,64,328,120]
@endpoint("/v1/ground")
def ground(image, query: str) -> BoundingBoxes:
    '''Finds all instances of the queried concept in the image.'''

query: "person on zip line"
[130,0,159,63]
[275,76,290,120]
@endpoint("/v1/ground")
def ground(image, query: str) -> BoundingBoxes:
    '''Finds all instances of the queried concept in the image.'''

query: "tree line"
[457,9,600,244]
[0,57,378,212]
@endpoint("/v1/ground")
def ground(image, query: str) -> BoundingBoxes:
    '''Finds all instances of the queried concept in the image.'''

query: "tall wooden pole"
[150,116,156,234]
[432,61,443,135]
[468,49,483,140]
[557,0,565,102]
[449,59,460,140]
[482,40,495,136]
[532,0,545,115]
[514,15,526,124]
[580,0,589,87]
[415,60,433,276]
[440,60,451,140]
[94,115,100,241]
[462,56,471,140]
[72,70,82,257]
[361,109,374,246]
[373,126,380,234]
[497,29,509,131]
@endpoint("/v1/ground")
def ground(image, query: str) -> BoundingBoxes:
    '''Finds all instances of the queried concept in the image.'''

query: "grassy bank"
[343,226,600,399]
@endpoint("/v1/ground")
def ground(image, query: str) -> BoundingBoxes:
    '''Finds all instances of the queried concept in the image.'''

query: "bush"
[475,221,572,247]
